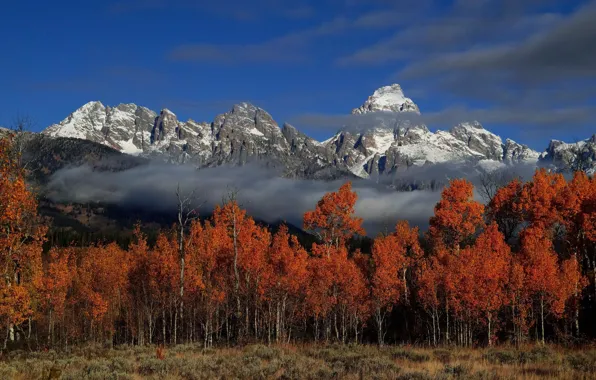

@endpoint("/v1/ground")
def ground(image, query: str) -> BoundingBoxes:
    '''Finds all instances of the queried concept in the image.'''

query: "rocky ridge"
[41,84,593,178]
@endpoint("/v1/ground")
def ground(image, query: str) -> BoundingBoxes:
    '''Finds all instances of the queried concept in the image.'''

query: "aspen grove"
[1,136,595,350]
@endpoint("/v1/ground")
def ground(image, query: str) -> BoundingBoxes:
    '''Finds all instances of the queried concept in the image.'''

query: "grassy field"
[1,343,596,379]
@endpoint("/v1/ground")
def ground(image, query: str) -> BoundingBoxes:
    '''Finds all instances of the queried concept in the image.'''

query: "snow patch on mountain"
[40,84,593,179]
[352,84,420,115]
[540,135,596,174]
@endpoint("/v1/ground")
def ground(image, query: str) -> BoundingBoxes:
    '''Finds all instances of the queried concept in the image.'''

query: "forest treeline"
[1,136,595,350]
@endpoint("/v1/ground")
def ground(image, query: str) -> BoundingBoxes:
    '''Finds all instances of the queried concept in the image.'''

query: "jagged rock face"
[449,121,503,161]
[208,103,290,165]
[503,138,540,164]
[327,86,541,177]
[151,109,178,144]
[285,127,354,179]
[41,84,594,179]
[44,101,156,154]
[540,135,596,174]
[323,120,540,178]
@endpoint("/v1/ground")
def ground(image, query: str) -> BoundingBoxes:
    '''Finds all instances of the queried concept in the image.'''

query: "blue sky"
[1,0,595,149]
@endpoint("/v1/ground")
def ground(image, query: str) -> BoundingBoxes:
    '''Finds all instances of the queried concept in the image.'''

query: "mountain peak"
[352,84,420,115]
[83,100,104,107]
[160,108,177,117]
[373,84,405,99]
[454,121,484,130]
[232,102,260,113]
[40,95,593,179]
[74,101,105,114]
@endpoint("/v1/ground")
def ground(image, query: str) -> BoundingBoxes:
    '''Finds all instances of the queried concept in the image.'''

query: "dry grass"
[0,343,595,379]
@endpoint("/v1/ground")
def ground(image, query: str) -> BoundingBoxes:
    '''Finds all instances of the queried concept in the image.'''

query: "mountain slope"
[323,86,539,177]
[44,101,156,154]
[352,84,420,114]
[42,84,593,178]
[539,135,596,175]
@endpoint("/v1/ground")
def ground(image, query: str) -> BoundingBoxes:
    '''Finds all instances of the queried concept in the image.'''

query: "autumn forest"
[1,135,596,353]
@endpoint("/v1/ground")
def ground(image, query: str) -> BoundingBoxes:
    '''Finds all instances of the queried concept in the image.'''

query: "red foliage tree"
[0,137,46,348]
[186,220,230,347]
[40,247,73,346]
[417,255,443,346]
[429,179,485,250]
[73,243,130,345]
[263,225,308,343]
[518,169,567,229]
[471,223,511,345]
[212,200,271,340]
[487,178,524,241]
[371,231,406,345]
[394,221,423,304]
[304,182,365,254]
[519,227,567,344]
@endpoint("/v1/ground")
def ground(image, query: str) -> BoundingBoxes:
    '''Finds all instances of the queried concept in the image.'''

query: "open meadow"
[2,344,596,380]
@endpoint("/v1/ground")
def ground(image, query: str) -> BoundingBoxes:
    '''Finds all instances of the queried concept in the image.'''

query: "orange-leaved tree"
[263,225,308,343]
[186,220,230,347]
[371,230,407,345]
[303,182,364,255]
[471,223,511,345]
[519,227,569,344]
[487,178,524,241]
[518,168,567,230]
[40,247,74,347]
[560,172,595,311]
[417,255,443,346]
[424,179,484,344]
[428,179,485,250]
[74,243,130,346]
[213,199,271,341]
[149,232,179,344]
[306,242,370,343]
[0,136,46,348]
[303,182,368,343]
[394,221,423,304]
[127,224,156,345]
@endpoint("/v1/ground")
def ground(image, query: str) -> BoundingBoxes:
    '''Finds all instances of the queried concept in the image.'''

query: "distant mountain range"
[2,84,591,179]
[0,84,593,240]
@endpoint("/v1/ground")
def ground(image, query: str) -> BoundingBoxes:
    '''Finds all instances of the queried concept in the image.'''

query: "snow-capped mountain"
[321,86,539,177]
[352,84,420,114]
[44,102,156,154]
[44,101,344,178]
[41,84,592,178]
[540,135,596,175]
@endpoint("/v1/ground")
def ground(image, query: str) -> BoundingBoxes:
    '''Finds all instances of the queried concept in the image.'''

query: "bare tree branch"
[9,114,36,172]
[175,182,203,345]
[478,169,517,203]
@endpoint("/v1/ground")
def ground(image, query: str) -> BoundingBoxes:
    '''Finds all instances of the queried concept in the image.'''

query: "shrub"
[164,356,213,380]
[108,357,135,373]
[433,349,453,363]
[518,346,558,364]
[60,358,135,380]
[396,371,433,380]
[467,369,502,380]
[565,352,596,373]
[358,355,400,375]
[442,363,471,378]
[243,344,282,360]
[392,348,431,363]
[279,355,334,379]
[138,357,168,376]
[0,364,18,380]
[483,350,518,365]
